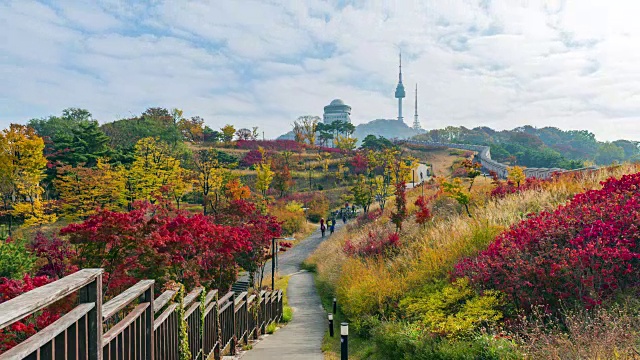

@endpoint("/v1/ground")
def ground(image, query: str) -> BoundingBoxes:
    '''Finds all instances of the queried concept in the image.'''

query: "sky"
[1,0,639,141]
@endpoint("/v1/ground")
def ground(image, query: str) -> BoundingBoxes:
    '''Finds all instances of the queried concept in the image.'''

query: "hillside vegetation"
[414,125,640,168]
[308,158,640,359]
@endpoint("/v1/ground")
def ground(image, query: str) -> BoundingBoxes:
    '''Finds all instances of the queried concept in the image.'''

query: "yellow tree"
[255,162,274,197]
[54,159,126,219]
[221,124,236,144]
[334,134,357,151]
[193,148,226,215]
[126,137,187,206]
[0,124,53,229]
[507,166,526,187]
[373,175,393,210]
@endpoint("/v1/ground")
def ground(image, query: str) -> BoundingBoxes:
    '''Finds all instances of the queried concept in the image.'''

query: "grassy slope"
[307,154,640,358]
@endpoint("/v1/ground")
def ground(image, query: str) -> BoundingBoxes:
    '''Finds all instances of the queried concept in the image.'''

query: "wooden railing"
[0,269,284,360]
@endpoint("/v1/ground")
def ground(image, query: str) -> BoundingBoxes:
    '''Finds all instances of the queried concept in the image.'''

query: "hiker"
[320,218,326,237]
[342,212,347,224]
[330,218,336,234]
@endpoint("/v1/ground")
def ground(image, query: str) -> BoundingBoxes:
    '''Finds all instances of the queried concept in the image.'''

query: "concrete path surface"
[241,270,324,359]
[241,224,343,359]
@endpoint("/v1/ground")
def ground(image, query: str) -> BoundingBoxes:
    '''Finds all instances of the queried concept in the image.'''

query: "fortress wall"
[403,140,598,179]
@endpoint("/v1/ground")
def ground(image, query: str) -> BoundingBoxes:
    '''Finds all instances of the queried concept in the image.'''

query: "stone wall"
[404,140,598,179]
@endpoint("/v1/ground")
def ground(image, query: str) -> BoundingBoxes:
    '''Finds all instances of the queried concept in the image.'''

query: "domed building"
[323,99,352,124]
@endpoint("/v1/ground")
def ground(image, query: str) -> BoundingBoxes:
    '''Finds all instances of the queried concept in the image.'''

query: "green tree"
[221,124,236,143]
[28,108,92,141]
[52,120,111,167]
[596,142,625,165]
[352,175,373,212]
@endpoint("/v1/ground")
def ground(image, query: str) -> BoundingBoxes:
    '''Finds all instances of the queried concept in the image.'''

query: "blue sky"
[1,0,639,141]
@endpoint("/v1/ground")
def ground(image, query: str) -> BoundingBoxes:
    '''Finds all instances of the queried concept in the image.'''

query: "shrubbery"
[400,278,505,338]
[236,139,303,152]
[456,172,640,311]
[344,231,400,258]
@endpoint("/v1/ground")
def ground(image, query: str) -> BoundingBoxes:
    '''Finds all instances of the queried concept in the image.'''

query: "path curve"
[241,224,343,359]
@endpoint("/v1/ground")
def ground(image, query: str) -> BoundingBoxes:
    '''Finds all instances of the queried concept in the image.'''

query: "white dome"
[329,99,345,106]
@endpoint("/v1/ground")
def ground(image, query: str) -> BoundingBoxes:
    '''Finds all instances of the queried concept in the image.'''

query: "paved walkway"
[241,225,343,359]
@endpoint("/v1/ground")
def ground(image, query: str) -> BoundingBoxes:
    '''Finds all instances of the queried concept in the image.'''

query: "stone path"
[241,224,342,359]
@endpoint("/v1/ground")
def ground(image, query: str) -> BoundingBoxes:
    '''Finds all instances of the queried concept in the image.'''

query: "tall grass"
[307,163,640,323]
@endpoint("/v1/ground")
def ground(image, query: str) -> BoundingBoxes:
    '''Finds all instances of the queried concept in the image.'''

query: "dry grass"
[308,163,640,321]
[515,304,640,359]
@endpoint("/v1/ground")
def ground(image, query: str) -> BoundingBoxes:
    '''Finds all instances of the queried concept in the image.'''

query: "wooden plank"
[0,269,103,330]
[153,303,178,331]
[246,295,256,307]
[0,303,94,360]
[233,292,247,306]
[204,290,218,307]
[103,303,149,345]
[153,290,176,313]
[79,275,102,360]
[183,302,200,320]
[217,292,234,306]
[102,280,154,320]
[218,301,233,314]
[183,287,204,307]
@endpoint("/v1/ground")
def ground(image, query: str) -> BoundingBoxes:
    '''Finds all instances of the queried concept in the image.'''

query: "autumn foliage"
[344,231,400,258]
[455,173,640,311]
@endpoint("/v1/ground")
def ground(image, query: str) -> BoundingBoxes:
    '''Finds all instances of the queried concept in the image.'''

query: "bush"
[240,149,262,168]
[372,322,520,360]
[306,193,329,223]
[344,231,400,258]
[0,238,35,280]
[236,140,304,152]
[456,172,640,311]
[282,305,293,323]
[271,201,306,236]
[400,278,505,338]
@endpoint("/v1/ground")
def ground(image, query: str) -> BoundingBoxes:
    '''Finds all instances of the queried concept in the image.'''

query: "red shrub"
[490,177,549,198]
[236,140,304,152]
[455,173,640,311]
[240,149,263,168]
[30,232,78,279]
[414,196,432,225]
[344,231,400,258]
[0,275,59,353]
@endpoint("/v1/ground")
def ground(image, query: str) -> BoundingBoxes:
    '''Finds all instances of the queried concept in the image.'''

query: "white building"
[323,99,352,124]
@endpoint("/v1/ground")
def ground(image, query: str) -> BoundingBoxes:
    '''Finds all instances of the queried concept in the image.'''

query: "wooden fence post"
[79,271,103,360]
[142,284,154,360]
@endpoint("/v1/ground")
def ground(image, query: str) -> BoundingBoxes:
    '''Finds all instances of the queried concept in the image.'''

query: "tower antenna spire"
[413,83,422,130]
[394,51,406,122]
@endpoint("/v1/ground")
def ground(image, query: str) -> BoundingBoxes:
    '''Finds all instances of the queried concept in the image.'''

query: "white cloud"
[0,0,639,141]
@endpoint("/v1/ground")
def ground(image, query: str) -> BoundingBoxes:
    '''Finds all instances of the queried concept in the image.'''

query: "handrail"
[0,268,103,330]
[204,289,218,307]
[0,303,94,359]
[154,303,178,331]
[0,268,286,360]
[153,289,176,312]
[234,292,247,306]
[184,287,204,306]
[217,291,234,306]
[102,279,154,320]
[103,303,149,344]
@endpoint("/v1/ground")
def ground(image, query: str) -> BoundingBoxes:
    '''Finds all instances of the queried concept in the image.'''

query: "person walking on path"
[320,218,326,237]
[330,218,335,235]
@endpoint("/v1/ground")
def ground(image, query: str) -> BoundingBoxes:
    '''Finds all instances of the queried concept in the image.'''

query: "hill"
[278,118,423,144]
[308,162,640,359]
[413,125,640,167]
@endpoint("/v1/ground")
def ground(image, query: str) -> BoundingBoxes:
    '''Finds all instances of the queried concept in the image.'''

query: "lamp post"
[271,237,295,290]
